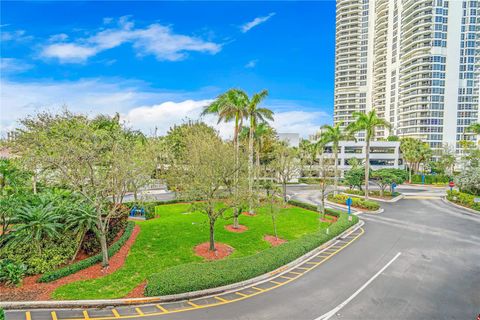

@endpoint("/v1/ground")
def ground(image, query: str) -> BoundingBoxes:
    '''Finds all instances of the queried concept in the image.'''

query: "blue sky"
[0,1,336,137]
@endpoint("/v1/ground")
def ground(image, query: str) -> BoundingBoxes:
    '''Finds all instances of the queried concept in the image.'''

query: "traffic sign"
[449,181,455,188]
[346,197,353,215]
[474,198,480,203]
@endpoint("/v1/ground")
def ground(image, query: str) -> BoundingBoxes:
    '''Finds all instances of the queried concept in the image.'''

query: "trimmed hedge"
[411,174,451,185]
[298,177,321,184]
[446,190,480,212]
[343,189,400,198]
[327,194,380,211]
[38,222,135,283]
[286,199,340,218]
[144,203,357,296]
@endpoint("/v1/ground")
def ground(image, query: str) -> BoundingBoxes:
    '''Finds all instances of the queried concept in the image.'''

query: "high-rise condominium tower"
[334,0,479,153]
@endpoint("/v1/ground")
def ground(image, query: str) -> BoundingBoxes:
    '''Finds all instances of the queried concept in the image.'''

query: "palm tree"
[347,109,391,199]
[67,204,97,262]
[202,89,249,228]
[10,203,63,253]
[318,122,354,195]
[245,90,273,213]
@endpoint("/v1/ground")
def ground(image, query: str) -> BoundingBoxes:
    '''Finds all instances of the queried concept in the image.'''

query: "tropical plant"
[318,122,354,195]
[0,259,27,287]
[9,203,63,252]
[400,138,432,182]
[67,203,97,262]
[347,109,391,199]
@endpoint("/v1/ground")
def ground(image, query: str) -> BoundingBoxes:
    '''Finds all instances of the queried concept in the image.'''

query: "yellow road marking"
[280,275,294,280]
[404,196,438,200]
[83,311,90,319]
[111,310,120,318]
[155,305,169,313]
[187,301,200,308]
[270,280,283,285]
[214,296,228,302]
[235,292,249,297]
[44,227,364,320]
[25,312,31,320]
[306,261,320,265]
[134,308,144,316]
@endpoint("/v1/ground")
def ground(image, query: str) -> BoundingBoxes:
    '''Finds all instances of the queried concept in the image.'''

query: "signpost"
[346,197,353,221]
[391,182,397,193]
[421,174,425,184]
[449,181,455,192]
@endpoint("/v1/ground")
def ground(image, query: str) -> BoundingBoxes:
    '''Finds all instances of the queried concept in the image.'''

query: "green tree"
[272,143,300,202]
[371,169,406,196]
[13,111,144,267]
[298,139,318,177]
[318,122,354,195]
[468,122,480,135]
[400,138,432,182]
[347,110,391,199]
[66,203,97,262]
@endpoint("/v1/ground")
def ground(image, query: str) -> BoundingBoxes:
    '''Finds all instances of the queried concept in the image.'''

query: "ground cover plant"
[52,202,332,300]
[327,194,380,211]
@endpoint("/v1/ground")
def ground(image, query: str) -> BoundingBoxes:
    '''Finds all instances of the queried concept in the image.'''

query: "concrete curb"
[441,197,480,217]
[0,220,364,310]
[406,183,447,189]
[340,192,405,203]
[325,200,383,215]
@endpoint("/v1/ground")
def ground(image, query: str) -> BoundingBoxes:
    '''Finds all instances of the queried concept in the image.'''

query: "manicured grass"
[52,203,329,300]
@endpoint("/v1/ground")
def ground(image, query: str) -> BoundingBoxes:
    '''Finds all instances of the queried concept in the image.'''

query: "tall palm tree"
[318,122,354,195]
[347,109,391,199]
[245,90,273,213]
[202,89,249,227]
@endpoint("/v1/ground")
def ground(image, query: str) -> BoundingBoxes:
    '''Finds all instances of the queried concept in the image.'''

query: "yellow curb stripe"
[134,308,144,316]
[235,291,249,297]
[25,312,32,320]
[214,296,228,302]
[155,305,169,313]
[252,286,265,291]
[111,310,120,318]
[83,311,90,319]
[187,301,200,308]
[51,312,58,320]
[289,271,303,275]
[270,280,283,285]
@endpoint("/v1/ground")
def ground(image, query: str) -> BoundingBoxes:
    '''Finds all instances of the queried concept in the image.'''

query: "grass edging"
[38,222,135,283]
[442,196,480,217]
[341,191,404,203]
[145,201,357,297]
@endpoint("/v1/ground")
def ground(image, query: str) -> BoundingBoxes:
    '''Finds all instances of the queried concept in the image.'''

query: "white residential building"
[334,0,480,154]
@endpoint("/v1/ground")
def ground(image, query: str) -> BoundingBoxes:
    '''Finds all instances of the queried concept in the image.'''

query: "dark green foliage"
[144,203,356,296]
[81,210,128,255]
[411,174,451,184]
[327,194,380,211]
[344,168,365,190]
[0,308,4,320]
[0,259,27,287]
[298,177,321,184]
[446,190,480,212]
[38,221,135,283]
[344,189,400,198]
[286,199,339,218]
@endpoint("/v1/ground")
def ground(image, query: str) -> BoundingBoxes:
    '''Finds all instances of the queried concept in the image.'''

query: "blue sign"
[391,182,397,193]
[346,197,353,215]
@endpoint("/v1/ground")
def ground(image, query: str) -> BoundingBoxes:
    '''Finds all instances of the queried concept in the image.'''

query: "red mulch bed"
[0,225,141,301]
[320,214,338,223]
[241,211,256,216]
[263,235,287,246]
[194,242,234,260]
[123,281,146,298]
[224,224,249,233]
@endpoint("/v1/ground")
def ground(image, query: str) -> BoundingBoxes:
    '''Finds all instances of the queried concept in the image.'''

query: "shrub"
[0,308,4,320]
[0,235,76,275]
[446,190,480,212]
[343,189,400,198]
[38,221,135,282]
[327,194,380,211]
[0,259,27,287]
[145,204,357,296]
[298,177,321,184]
[411,174,451,184]
[455,168,480,196]
[81,214,127,255]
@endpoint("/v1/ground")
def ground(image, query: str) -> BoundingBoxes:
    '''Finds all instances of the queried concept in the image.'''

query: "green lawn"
[52,203,329,300]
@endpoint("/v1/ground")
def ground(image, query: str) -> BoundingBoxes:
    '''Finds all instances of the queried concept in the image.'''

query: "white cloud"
[245,59,258,68]
[0,58,33,74]
[48,33,69,42]
[0,29,33,42]
[240,13,276,33]
[40,16,222,63]
[0,78,331,138]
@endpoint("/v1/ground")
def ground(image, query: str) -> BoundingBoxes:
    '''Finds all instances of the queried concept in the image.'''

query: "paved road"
[6,186,480,320]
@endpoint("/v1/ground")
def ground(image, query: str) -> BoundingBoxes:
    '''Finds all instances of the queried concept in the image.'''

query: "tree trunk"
[282,182,287,202]
[99,231,109,267]
[272,214,278,240]
[409,165,412,183]
[233,207,239,229]
[365,138,370,199]
[334,145,339,195]
[71,230,86,262]
[32,173,37,194]
[248,119,255,213]
[209,221,216,252]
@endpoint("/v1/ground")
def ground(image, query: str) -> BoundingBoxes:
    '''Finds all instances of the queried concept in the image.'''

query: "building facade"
[321,141,403,177]
[334,0,480,154]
